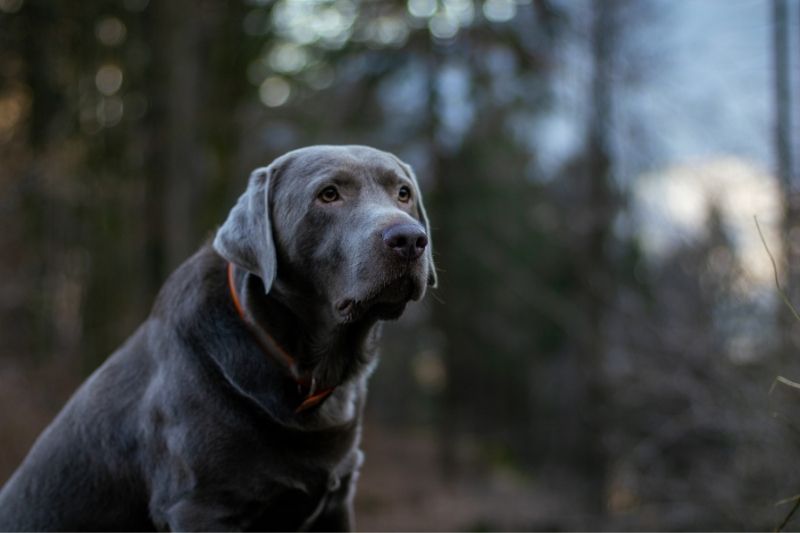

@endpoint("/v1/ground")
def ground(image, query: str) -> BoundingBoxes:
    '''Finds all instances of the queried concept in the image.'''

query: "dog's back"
[0,327,155,530]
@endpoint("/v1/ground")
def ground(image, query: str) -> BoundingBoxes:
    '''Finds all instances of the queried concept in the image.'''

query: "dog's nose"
[382,223,428,260]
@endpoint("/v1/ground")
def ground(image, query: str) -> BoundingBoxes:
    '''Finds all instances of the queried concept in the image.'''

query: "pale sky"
[624,0,793,289]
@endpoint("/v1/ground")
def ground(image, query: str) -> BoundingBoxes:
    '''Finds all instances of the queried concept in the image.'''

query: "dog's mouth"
[336,276,416,324]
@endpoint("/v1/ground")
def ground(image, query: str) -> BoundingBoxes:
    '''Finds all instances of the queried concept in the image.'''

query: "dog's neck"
[236,268,381,394]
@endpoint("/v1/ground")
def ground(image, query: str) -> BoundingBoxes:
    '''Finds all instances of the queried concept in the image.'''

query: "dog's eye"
[398,186,411,203]
[318,186,340,203]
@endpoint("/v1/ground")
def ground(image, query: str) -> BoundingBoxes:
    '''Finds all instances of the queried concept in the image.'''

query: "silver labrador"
[0,145,437,531]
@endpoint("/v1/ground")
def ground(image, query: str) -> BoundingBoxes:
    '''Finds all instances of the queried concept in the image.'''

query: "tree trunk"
[773,0,798,358]
[159,0,208,271]
[579,0,618,516]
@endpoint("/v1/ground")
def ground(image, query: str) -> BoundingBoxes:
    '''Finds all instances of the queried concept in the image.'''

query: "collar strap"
[226,262,334,413]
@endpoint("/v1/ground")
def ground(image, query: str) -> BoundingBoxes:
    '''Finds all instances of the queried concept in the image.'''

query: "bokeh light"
[95,64,124,96]
[259,76,291,107]
[95,17,127,47]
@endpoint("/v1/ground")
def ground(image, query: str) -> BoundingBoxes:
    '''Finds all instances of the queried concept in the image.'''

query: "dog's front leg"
[303,472,357,532]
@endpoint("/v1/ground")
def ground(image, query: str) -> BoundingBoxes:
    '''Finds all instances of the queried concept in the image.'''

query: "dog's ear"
[214,166,277,293]
[398,161,438,288]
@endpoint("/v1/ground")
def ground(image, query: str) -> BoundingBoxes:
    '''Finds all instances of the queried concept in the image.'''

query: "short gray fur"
[0,145,436,532]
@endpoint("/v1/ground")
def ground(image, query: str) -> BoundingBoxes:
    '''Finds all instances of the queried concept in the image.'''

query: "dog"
[0,145,436,531]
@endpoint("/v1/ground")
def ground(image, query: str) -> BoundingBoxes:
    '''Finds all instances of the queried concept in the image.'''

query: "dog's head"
[214,145,436,324]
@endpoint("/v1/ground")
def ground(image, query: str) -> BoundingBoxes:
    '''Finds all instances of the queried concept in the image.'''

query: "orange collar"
[226,262,334,413]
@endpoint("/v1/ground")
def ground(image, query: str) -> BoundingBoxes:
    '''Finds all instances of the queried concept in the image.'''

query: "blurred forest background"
[1,0,800,530]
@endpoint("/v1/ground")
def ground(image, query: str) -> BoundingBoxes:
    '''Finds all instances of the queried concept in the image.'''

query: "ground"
[356,423,567,531]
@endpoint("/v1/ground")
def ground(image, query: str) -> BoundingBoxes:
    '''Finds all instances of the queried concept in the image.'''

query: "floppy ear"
[213,166,277,293]
[400,162,438,288]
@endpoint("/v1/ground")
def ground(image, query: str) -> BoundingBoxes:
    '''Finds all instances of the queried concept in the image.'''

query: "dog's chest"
[231,446,362,531]
[240,470,340,530]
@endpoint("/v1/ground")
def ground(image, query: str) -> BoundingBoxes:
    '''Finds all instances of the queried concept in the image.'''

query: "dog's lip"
[335,276,417,323]
[337,299,356,315]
